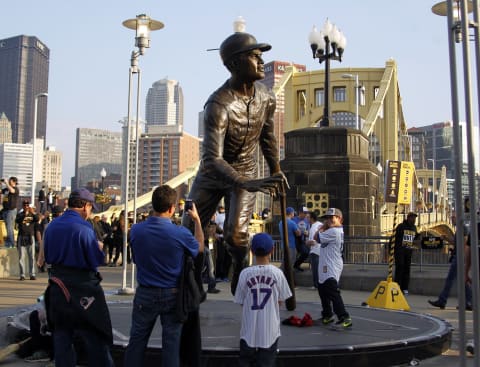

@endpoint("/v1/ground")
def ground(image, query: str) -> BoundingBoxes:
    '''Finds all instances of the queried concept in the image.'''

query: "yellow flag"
[398,161,415,205]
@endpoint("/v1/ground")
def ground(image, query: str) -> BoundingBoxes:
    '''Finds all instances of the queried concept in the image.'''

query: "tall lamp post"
[427,158,435,216]
[417,182,423,212]
[119,14,163,295]
[432,2,477,364]
[308,19,347,127]
[31,93,48,205]
[342,73,360,129]
[100,167,106,211]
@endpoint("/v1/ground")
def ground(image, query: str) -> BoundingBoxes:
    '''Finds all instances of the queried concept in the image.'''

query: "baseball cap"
[251,233,274,256]
[321,208,343,219]
[286,207,295,215]
[407,212,418,218]
[220,32,271,65]
[69,188,99,211]
[179,199,185,204]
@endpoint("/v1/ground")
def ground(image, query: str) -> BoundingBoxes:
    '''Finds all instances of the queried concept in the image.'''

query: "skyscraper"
[74,128,122,189]
[0,112,13,144]
[0,143,35,197]
[145,78,184,131]
[43,146,62,192]
[0,35,49,145]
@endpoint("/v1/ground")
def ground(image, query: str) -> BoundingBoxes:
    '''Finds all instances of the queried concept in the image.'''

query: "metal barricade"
[269,235,451,268]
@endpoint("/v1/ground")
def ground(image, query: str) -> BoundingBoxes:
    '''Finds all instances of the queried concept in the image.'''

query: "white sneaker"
[403,290,409,295]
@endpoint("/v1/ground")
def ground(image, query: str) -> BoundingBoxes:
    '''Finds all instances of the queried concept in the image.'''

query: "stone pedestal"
[280,127,380,236]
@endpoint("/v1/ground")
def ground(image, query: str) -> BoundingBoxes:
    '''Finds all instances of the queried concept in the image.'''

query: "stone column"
[280,127,380,236]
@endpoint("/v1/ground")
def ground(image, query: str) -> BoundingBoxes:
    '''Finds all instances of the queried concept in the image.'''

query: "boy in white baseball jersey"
[315,208,352,328]
[234,233,292,367]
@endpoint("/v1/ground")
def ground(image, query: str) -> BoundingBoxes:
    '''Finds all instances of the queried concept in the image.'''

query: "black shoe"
[19,276,25,281]
[457,304,473,311]
[207,288,220,294]
[30,276,36,280]
[428,299,446,309]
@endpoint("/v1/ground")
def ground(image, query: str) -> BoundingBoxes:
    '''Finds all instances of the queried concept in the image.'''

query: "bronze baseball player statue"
[183,24,286,295]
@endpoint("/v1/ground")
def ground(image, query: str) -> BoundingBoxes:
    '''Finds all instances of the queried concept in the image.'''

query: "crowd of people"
[2,20,472,367]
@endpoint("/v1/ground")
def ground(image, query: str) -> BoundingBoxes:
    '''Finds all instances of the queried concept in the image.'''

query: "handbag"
[176,250,204,323]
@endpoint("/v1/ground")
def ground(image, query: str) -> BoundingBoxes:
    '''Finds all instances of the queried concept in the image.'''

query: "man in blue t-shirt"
[292,207,310,271]
[44,188,113,367]
[278,207,300,271]
[124,185,204,367]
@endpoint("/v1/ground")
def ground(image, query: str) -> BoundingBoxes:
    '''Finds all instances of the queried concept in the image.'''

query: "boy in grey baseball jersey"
[315,208,352,328]
[234,233,292,367]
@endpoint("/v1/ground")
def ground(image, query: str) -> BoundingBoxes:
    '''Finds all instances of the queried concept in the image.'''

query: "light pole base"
[117,287,135,295]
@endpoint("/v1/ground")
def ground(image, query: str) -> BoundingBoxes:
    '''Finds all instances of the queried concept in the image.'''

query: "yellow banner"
[398,161,415,205]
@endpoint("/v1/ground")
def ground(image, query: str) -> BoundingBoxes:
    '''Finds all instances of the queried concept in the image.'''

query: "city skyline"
[0,1,469,185]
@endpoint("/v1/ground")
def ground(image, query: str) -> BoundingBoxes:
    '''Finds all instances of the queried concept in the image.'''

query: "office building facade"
[0,112,12,144]
[263,61,306,160]
[138,131,200,195]
[145,78,184,131]
[42,146,62,192]
[0,143,34,197]
[0,35,49,145]
[74,128,122,189]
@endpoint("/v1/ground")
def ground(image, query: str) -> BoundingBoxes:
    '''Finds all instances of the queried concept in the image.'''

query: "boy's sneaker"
[321,316,335,325]
[25,350,50,363]
[336,317,353,328]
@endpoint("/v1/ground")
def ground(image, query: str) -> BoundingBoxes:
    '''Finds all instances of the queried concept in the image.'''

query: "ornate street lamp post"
[432,1,476,364]
[119,14,163,295]
[31,93,48,205]
[308,19,347,127]
[100,167,106,211]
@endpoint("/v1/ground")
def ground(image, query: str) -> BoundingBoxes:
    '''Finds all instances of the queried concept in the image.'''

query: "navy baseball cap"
[251,233,274,256]
[69,188,99,211]
[286,207,295,215]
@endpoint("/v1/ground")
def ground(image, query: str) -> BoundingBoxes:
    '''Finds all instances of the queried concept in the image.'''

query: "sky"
[1,1,460,185]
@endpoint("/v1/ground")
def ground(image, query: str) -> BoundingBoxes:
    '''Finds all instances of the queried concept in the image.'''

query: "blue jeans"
[4,208,16,247]
[438,254,472,306]
[54,327,113,367]
[239,338,278,367]
[124,286,182,367]
[18,238,35,277]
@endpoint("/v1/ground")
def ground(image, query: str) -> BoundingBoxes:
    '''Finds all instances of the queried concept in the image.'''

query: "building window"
[374,86,380,100]
[333,87,346,102]
[297,90,306,120]
[360,86,366,106]
[314,88,324,106]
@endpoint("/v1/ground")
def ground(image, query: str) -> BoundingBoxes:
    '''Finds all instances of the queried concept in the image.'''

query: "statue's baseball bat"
[279,181,296,311]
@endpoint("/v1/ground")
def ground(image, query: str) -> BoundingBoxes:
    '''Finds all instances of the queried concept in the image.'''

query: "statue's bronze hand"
[272,171,290,190]
[240,176,283,195]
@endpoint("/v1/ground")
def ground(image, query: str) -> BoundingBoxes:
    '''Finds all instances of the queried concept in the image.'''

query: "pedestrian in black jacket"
[394,212,420,294]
